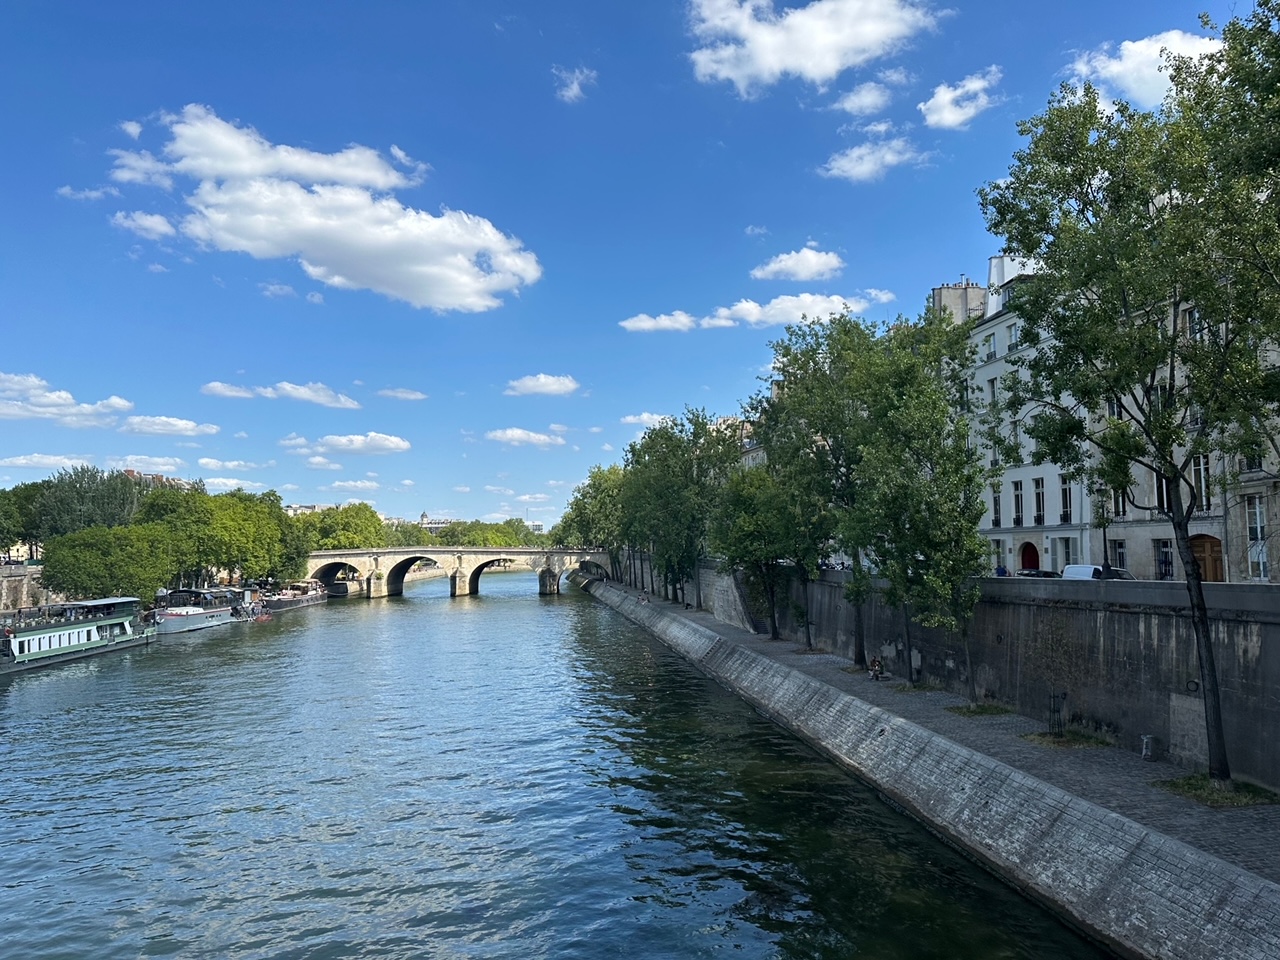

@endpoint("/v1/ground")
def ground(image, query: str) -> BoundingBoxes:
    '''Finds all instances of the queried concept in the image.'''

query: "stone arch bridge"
[307,547,611,599]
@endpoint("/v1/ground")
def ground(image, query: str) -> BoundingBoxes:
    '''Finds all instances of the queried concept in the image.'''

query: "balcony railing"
[1013,515,1023,527]
[1060,510,1073,524]
[1033,513,1045,525]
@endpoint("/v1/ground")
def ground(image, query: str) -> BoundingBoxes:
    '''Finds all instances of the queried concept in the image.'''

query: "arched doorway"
[1190,535,1225,582]
[1019,542,1040,571]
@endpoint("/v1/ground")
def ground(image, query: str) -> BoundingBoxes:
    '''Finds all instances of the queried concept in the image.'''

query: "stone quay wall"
[760,573,1280,791]
[577,575,1280,960]
[0,566,53,612]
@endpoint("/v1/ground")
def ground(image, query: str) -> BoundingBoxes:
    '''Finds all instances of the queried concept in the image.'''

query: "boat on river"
[153,587,246,635]
[1,597,155,674]
[263,579,328,612]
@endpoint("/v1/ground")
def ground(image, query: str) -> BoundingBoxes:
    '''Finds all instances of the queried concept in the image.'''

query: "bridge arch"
[384,554,447,597]
[310,560,368,598]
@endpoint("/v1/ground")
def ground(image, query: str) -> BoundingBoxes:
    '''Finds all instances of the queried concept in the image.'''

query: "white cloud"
[821,138,926,182]
[548,423,569,433]
[316,432,411,454]
[0,372,133,428]
[105,104,540,311]
[485,428,566,447]
[547,480,567,487]
[552,65,598,103]
[260,282,296,298]
[120,415,219,436]
[280,483,299,491]
[0,453,92,469]
[750,247,845,281]
[400,479,414,486]
[711,293,858,328]
[198,457,268,470]
[745,224,769,236]
[689,0,935,96]
[234,431,248,439]
[119,120,142,140]
[866,288,896,303]
[453,485,471,493]
[57,185,120,201]
[588,426,603,433]
[620,412,668,428]
[306,291,324,304]
[378,387,427,400]
[307,456,343,470]
[918,66,1002,129]
[833,82,891,115]
[618,310,697,333]
[205,477,266,491]
[111,210,176,240]
[1070,30,1220,109]
[485,485,515,495]
[331,479,379,491]
[504,374,580,396]
[279,433,309,447]
[602,443,615,452]
[259,381,360,409]
[880,66,910,86]
[106,455,187,473]
[201,381,255,399]
[147,263,168,273]
[516,493,551,503]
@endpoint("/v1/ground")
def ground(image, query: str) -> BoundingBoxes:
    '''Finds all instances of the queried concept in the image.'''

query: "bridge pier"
[539,567,560,595]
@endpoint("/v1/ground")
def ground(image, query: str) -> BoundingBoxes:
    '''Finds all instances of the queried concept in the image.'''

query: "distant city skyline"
[1,0,1235,523]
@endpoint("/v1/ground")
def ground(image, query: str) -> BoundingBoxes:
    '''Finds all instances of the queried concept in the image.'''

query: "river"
[0,574,1112,959]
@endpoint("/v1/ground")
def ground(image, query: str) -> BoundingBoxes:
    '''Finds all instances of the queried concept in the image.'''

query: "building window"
[1056,537,1075,568]
[982,334,996,361]
[1106,396,1121,419]
[987,377,998,407]
[1012,480,1024,526]
[1006,322,1019,351]
[1154,470,1173,514]
[991,486,1002,528]
[1110,540,1127,570]
[1033,477,1045,525]
[1156,539,1175,580]
[1112,488,1128,518]
[1247,494,1269,580]
[1059,475,1072,524]
[991,539,1004,566]
[1191,455,1213,511]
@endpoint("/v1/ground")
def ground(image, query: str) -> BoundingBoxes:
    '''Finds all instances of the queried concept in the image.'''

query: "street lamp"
[1094,484,1112,577]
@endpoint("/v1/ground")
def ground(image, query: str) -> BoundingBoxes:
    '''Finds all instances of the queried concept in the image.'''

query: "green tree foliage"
[430,518,544,548]
[304,502,388,550]
[37,466,144,541]
[0,488,20,556]
[553,464,625,578]
[6,481,49,558]
[384,519,435,548]
[39,524,177,600]
[978,9,1280,784]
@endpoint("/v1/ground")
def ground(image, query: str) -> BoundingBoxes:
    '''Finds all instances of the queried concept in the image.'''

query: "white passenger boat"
[1,597,155,674]
[153,588,244,635]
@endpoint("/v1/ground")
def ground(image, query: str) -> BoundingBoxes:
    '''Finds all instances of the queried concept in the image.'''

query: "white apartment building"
[957,256,1276,583]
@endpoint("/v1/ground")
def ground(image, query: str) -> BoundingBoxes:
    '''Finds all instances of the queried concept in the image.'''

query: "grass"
[947,703,1014,717]
[1155,774,1279,808]
[1022,729,1112,749]
[891,680,946,693]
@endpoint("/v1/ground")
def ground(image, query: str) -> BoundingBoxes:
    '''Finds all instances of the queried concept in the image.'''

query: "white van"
[1061,564,1137,581]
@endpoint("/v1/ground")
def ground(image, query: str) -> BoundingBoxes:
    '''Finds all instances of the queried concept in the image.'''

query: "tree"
[40,524,177,600]
[0,488,20,557]
[313,503,387,550]
[978,18,1280,786]
[38,466,143,542]
[554,464,626,578]
[6,481,49,558]
[136,486,217,586]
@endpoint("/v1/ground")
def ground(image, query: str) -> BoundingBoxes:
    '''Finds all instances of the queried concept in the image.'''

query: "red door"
[1020,543,1040,571]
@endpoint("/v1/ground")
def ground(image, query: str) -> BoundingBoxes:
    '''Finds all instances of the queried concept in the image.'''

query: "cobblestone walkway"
[634,593,1280,885]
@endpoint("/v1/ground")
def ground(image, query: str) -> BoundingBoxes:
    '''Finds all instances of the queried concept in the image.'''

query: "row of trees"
[558,4,1280,791]
[2,466,546,601]
[552,308,990,691]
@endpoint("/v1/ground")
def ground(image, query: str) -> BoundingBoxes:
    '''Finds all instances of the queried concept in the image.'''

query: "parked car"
[1015,568,1061,578]
[1061,564,1137,580]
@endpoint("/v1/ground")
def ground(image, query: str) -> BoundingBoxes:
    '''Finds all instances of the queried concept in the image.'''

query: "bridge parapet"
[307,546,611,599]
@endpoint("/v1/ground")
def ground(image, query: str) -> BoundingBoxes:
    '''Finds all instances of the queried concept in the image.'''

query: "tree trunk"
[766,576,780,640]
[852,601,867,668]
[962,622,978,705]
[694,558,704,611]
[647,549,656,596]
[901,603,915,687]
[1169,492,1233,788]
[800,571,814,650]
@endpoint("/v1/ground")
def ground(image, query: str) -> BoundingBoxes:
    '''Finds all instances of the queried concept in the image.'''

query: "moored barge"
[1,597,155,675]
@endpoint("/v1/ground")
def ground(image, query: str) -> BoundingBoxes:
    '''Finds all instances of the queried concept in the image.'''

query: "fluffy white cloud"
[57,185,120,201]
[833,82,891,115]
[690,0,935,96]
[745,224,769,236]
[307,455,343,470]
[399,479,414,487]
[0,453,92,469]
[279,483,299,491]
[111,210,176,240]
[203,379,360,409]
[306,291,324,304]
[750,247,845,281]
[316,432,411,454]
[260,282,296,298]
[602,443,615,452]
[866,288,896,303]
[377,387,428,400]
[821,137,926,182]
[331,479,380,491]
[105,105,540,311]
[713,293,859,327]
[205,477,266,491]
[552,65,598,103]
[198,457,269,470]
[486,485,515,495]
[453,485,471,493]
[147,263,168,273]
[516,493,551,503]
[0,372,133,428]
[620,412,669,428]
[504,374,580,396]
[120,120,143,140]
[918,66,1002,129]
[120,416,219,436]
[1071,30,1219,109]
[107,455,186,473]
[618,310,697,333]
[548,423,569,433]
[485,428,566,447]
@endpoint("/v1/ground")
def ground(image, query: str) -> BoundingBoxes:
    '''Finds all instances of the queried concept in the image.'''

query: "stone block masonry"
[579,577,1280,960]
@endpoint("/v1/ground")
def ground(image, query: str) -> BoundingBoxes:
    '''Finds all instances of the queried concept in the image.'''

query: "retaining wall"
[579,576,1280,960]
[0,566,51,612]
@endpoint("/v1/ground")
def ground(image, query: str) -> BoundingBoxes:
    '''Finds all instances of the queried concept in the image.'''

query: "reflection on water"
[0,574,1111,959]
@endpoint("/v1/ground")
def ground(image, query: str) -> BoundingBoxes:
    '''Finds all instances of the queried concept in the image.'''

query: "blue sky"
[0,0,1235,524]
